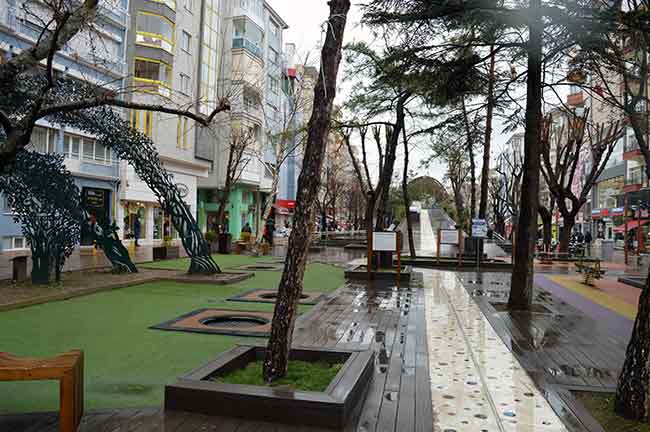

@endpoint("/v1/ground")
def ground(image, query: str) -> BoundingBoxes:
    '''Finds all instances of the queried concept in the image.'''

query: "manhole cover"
[259,292,309,300]
[200,315,269,328]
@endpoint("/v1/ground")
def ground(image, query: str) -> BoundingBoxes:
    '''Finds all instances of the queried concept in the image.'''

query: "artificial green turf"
[0,259,344,414]
[141,253,275,271]
[213,360,342,392]
[575,392,650,432]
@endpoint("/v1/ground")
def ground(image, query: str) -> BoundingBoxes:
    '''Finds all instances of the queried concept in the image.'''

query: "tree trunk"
[263,0,350,383]
[30,237,51,285]
[256,173,280,246]
[615,91,650,420]
[559,215,575,253]
[461,97,477,220]
[508,0,543,311]
[479,46,496,219]
[615,269,650,420]
[401,129,416,258]
[538,205,553,251]
[374,93,410,231]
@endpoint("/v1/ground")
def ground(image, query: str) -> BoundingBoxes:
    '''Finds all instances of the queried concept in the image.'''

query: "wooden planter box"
[165,345,374,428]
[344,264,412,282]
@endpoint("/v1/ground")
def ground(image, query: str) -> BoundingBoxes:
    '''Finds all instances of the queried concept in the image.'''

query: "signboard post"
[472,219,488,271]
[396,231,402,287]
[436,229,441,264]
[367,230,373,280]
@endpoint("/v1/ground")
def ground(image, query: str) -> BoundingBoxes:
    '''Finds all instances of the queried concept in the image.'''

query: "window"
[270,21,279,37]
[183,117,190,149]
[268,75,278,94]
[233,18,263,58]
[268,47,279,65]
[136,12,175,53]
[12,237,26,249]
[134,58,172,95]
[180,73,191,94]
[130,110,154,138]
[28,126,54,153]
[63,134,81,159]
[244,91,258,111]
[177,116,183,148]
[181,30,191,52]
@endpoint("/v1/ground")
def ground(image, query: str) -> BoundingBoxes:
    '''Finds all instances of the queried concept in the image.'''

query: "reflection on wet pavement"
[423,270,569,432]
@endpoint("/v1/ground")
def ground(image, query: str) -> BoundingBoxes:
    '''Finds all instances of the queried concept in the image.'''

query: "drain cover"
[200,315,269,328]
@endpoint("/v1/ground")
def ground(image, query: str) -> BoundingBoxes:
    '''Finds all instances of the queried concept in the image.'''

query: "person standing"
[584,230,592,256]
[133,215,141,247]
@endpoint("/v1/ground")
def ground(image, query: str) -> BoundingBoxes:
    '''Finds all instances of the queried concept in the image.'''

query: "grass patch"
[575,392,650,432]
[0,262,344,413]
[141,254,275,271]
[212,360,342,392]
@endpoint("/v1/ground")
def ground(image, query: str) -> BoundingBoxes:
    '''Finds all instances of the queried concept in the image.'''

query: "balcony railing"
[232,38,262,59]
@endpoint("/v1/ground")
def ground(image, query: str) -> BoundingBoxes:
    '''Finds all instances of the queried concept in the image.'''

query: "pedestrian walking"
[584,230,592,256]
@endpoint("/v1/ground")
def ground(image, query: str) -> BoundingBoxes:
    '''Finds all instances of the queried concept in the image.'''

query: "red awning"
[614,219,650,233]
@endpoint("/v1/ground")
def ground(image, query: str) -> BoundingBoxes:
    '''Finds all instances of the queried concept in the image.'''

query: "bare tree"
[539,109,623,252]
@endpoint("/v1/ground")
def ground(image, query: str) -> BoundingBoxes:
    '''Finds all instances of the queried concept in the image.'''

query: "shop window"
[123,203,147,240]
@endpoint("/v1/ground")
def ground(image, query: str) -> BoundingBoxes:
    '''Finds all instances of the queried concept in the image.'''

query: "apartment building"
[0,0,130,251]
[118,0,212,246]
[197,0,288,240]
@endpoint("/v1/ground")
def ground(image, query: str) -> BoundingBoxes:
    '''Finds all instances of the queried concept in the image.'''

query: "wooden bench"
[0,350,84,432]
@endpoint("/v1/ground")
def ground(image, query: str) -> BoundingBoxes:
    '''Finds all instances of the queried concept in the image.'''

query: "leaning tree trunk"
[508,0,542,311]
[263,0,350,383]
[614,110,650,420]
[401,129,416,258]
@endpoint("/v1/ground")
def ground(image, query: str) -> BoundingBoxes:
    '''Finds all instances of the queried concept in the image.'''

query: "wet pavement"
[424,270,569,432]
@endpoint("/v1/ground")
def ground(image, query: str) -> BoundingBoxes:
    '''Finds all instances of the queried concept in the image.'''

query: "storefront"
[81,187,112,245]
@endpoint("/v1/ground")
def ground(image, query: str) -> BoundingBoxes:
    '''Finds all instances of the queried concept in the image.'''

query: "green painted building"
[198,186,268,241]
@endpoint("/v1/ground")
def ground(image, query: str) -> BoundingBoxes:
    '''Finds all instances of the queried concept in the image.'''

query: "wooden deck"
[457,271,628,431]
[0,275,433,432]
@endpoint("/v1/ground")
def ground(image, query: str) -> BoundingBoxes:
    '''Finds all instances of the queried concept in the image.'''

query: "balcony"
[232,38,263,59]
[624,166,647,193]
[624,139,643,161]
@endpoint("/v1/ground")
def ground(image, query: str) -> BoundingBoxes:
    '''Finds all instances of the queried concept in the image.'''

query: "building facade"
[118,0,212,247]
[197,0,288,240]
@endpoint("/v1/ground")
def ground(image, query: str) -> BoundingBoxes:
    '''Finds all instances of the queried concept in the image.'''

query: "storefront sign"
[85,188,105,208]
[611,207,625,217]
[276,199,296,209]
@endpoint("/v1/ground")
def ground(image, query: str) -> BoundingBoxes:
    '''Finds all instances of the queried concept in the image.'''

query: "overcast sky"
[269,1,515,185]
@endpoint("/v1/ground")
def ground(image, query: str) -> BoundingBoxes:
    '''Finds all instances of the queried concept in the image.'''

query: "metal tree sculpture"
[45,79,220,274]
[0,151,81,284]
[87,218,138,274]
[0,151,138,280]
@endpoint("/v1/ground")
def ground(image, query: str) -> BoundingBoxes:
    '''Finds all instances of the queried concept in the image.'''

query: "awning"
[613,219,650,233]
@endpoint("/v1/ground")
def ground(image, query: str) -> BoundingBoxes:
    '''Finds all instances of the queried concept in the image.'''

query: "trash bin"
[11,256,28,282]
[218,233,232,254]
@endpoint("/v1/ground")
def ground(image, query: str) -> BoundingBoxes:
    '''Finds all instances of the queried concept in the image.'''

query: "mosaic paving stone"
[424,270,569,432]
